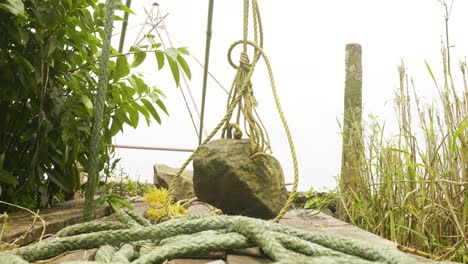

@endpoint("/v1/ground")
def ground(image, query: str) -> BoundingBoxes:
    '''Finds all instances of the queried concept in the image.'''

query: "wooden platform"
[1,199,432,263]
[1,198,111,246]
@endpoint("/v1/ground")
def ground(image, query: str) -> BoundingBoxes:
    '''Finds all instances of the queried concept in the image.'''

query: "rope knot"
[239,51,250,71]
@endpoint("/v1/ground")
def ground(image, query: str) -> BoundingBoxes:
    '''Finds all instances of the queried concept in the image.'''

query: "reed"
[339,40,468,261]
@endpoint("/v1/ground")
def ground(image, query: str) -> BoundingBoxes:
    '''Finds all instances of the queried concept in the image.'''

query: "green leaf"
[98,182,116,194]
[141,98,161,124]
[122,83,136,98]
[0,169,18,185]
[177,47,190,56]
[11,50,34,71]
[82,95,94,115]
[46,170,72,192]
[177,55,191,80]
[385,147,409,155]
[424,60,439,89]
[131,51,146,68]
[451,118,468,151]
[167,56,180,86]
[0,0,25,17]
[119,3,135,14]
[304,198,317,209]
[164,47,178,61]
[46,37,59,57]
[156,99,169,115]
[116,108,132,126]
[132,101,151,126]
[125,78,137,97]
[0,152,5,169]
[107,194,133,210]
[155,50,165,70]
[114,55,130,82]
[110,115,124,137]
[149,90,163,103]
[124,104,139,128]
[133,75,149,94]
[151,43,162,49]
[95,195,106,206]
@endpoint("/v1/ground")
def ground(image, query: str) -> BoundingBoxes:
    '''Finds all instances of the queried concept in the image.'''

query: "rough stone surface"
[193,139,287,219]
[187,202,217,215]
[153,163,195,201]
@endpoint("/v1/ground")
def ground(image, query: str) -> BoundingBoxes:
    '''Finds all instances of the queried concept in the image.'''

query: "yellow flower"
[146,207,168,223]
[170,204,187,216]
[143,187,168,207]
[146,204,187,223]
[143,187,188,223]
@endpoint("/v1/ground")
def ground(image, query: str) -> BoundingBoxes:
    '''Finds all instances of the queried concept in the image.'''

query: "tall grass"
[339,41,468,261]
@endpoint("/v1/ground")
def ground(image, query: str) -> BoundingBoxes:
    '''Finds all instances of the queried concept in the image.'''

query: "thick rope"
[165,0,299,223]
[56,221,128,237]
[83,0,116,221]
[2,210,454,264]
[95,245,117,262]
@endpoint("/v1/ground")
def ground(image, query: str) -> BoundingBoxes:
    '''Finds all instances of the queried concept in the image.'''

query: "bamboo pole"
[338,43,364,220]
[118,0,132,53]
[198,0,215,145]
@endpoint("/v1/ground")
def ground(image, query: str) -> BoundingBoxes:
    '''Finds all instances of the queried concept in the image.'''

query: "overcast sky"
[113,0,468,191]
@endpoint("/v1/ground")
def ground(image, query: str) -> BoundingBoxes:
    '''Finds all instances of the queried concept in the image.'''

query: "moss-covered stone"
[153,164,195,201]
[193,139,287,219]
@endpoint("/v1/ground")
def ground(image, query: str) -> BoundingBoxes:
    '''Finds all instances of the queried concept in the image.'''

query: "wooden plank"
[278,210,432,262]
[229,247,262,258]
[6,200,433,263]
[168,259,224,264]
[2,199,111,246]
[44,249,97,263]
[225,255,271,264]
[279,210,396,248]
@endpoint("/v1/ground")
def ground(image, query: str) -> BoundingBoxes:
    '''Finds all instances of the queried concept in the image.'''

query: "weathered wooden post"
[337,43,364,220]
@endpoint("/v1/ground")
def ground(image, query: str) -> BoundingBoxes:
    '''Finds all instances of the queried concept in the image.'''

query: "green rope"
[3,210,454,264]
[83,0,116,221]
[115,209,145,228]
[165,0,299,224]
[111,243,137,262]
[56,221,128,237]
[95,245,117,262]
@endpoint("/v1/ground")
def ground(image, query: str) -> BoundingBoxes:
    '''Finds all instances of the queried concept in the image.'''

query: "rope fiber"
[2,210,454,264]
[83,0,116,221]
[0,1,456,264]
[165,0,299,223]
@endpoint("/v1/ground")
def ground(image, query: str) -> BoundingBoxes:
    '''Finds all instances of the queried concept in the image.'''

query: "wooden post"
[337,43,364,220]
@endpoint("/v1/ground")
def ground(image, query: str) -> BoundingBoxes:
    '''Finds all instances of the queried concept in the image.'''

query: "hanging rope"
[0,2,460,263]
[165,0,299,223]
[83,0,116,221]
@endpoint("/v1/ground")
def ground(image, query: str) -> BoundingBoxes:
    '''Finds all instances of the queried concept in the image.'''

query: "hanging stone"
[193,138,288,219]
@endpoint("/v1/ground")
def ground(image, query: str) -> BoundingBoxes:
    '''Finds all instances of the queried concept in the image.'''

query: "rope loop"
[166,0,299,223]
[226,123,243,139]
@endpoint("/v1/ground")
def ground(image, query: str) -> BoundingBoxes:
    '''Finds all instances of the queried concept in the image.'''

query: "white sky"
[113,0,468,191]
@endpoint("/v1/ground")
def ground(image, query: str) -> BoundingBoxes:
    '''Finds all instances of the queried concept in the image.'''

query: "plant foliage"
[0,0,190,209]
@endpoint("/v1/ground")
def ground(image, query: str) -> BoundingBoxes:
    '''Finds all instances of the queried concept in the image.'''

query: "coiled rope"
[2,209,452,264]
[1,1,455,263]
[165,0,299,223]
